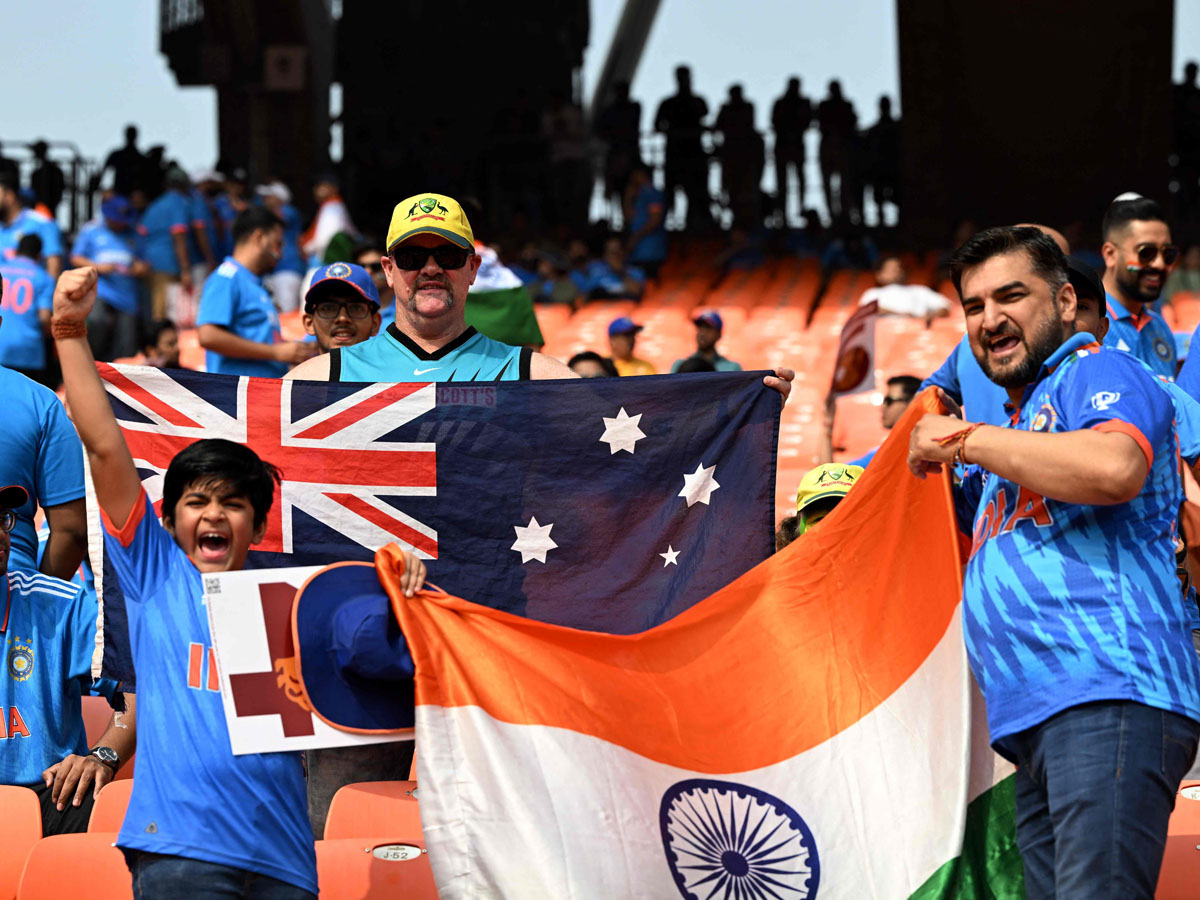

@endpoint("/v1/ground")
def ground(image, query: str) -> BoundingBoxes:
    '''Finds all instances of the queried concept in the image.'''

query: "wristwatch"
[89,746,120,772]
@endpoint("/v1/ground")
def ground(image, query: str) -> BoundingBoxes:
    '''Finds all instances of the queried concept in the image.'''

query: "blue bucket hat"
[305,262,380,312]
[291,562,414,734]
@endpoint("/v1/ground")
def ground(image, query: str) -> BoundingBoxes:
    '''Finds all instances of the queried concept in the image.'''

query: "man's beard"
[975,308,1063,389]
[1115,264,1166,304]
[407,280,454,311]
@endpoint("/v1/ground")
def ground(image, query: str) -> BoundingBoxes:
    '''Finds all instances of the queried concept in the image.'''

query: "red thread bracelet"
[51,317,87,340]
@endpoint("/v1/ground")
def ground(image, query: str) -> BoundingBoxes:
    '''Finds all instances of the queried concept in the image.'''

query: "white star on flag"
[660,545,680,566]
[679,463,720,507]
[598,407,646,455]
[511,517,558,563]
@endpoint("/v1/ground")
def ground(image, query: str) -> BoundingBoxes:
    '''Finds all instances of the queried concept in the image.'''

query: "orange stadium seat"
[323,781,422,842]
[279,310,306,342]
[87,780,134,833]
[0,786,41,900]
[1158,780,1200,899]
[315,838,438,900]
[17,833,132,900]
[1170,292,1200,337]
[81,696,134,780]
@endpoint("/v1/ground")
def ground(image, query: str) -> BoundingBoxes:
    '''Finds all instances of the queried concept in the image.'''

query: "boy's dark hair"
[1101,195,1167,243]
[232,207,283,247]
[675,354,718,373]
[886,374,922,401]
[16,233,42,260]
[142,318,177,350]
[567,350,619,377]
[949,226,1068,298]
[162,439,281,529]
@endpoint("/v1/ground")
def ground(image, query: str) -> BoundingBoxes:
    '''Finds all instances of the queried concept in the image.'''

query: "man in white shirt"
[858,255,951,318]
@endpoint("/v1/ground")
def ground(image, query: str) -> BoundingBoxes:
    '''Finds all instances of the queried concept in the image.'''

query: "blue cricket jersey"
[277,204,305,275]
[196,258,287,378]
[71,223,141,316]
[1103,292,1177,379]
[0,209,63,261]
[137,190,190,276]
[955,333,1200,757]
[101,491,317,893]
[920,335,1010,427]
[0,256,52,370]
[188,190,216,267]
[333,324,530,383]
[0,569,94,785]
[0,368,84,572]
[1173,319,1200,402]
[628,184,668,266]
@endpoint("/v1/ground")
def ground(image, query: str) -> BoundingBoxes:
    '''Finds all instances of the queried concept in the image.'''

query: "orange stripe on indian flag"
[384,389,962,773]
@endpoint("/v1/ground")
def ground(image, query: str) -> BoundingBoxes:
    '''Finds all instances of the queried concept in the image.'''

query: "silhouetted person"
[0,141,18,187]
[596,80,643,205]
[654,65,713,231]
[542,89,589,229]
[818,80,857,220]
[29,141,64,216]
[864,96,900,215]
[139,145,167,200]
[715,85,762,226]
[1173,61,1200,219]
[771,77,812,220]
[96,125,146,197]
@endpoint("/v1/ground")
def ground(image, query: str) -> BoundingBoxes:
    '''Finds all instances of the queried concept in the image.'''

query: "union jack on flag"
[97,364,781,686]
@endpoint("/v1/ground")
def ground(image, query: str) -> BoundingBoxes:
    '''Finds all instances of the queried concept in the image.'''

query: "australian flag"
[97,364,781,686]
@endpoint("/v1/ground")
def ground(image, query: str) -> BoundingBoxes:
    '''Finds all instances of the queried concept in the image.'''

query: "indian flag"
[384,392,1025,898]
[465,246,544,347]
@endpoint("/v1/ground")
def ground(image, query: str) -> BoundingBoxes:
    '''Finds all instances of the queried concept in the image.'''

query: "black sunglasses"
[361,261,383,273]
[391,245,472,271]
[0,509,15,533]
[1132,243,1180,267]
[882,396,908,406]
[313,300,375,320]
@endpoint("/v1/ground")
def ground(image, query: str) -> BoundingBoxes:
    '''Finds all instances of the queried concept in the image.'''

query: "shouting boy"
[53,267,426,899]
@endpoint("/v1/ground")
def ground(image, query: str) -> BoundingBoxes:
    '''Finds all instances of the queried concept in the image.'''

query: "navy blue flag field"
[96,364,781,686]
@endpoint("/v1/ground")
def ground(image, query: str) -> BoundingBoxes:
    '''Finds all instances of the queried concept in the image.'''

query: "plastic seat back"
[17,833,132,900]
[87,780,134,833]
[323,780,422,841]
[315,837,438,900]
[0,786,41,900]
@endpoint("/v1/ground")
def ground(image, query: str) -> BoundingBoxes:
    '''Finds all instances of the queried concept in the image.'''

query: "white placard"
[205,566,414,755]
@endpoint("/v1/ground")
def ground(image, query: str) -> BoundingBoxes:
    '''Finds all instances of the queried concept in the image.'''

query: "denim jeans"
[1007,700,1200,900]
[124,850,316,900]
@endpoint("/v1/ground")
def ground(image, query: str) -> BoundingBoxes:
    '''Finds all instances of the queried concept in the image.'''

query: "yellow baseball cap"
[386,193,474,252]
[795,463,864,514]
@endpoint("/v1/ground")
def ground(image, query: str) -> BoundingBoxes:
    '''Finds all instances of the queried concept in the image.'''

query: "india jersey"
[0,256,52,370]
[1103,292,1177,379]
[333,324,530,383]
[0,368,85,572]
[70,223,140,315]
[101,491,316,893]
[955,333,1200,757]
[196,257,286,378]
[0,209,63,260]
[0,568,92,785]
[136,190,190,276]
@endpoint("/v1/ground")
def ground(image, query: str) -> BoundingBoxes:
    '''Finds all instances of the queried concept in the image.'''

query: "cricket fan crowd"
[6,122,1200,899]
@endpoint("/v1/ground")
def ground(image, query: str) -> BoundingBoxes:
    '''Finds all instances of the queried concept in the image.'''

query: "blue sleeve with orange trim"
[1178,324,1200,401]
[920,342,962,406]
[1054,350,1172,465]
[100,489,178,605]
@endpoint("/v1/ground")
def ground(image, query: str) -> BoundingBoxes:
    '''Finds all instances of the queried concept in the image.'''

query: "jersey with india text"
[101,490,316,893]
[954,332,1200,758]
[332,323,530,383]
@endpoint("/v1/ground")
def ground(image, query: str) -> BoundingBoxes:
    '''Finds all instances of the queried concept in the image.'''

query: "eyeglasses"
[1130,243,1180,267]
[390,245,473,271]
[0,510,15,533]
[313,300,375,320]
[360,261,383,273]
[882,396,908,406]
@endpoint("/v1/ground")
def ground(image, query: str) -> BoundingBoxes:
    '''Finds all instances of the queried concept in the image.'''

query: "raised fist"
[53,267,99,322]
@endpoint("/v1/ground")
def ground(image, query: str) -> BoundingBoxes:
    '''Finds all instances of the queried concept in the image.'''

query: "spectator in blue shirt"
[1100,194,1180,379]
[909,225,1200,898]
[257,181,305,313]
[670,310,743,372]
[0,174,64,276]
[623,166,667,278]
[587,236,645,300]
[186,180,217,291]
[70,195,146,361]
[197,207,315,377]
[137,167,194,319]
[0,235,53,380]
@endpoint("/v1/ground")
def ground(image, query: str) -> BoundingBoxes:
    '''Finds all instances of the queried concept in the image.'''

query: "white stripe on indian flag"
[416,607,1013,900]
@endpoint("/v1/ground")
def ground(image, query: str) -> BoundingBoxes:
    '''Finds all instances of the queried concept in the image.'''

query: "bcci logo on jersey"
[7,636,33,682]
[1031,403,1058,432]
[1090,391,1121,411]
